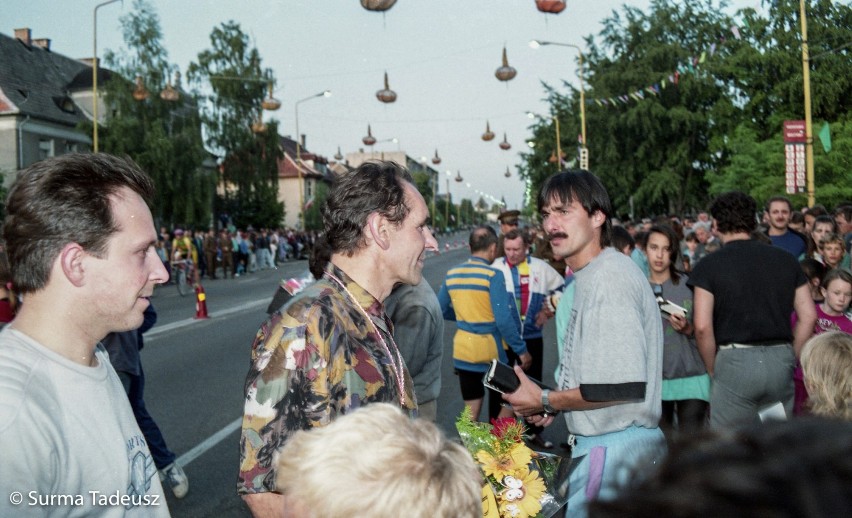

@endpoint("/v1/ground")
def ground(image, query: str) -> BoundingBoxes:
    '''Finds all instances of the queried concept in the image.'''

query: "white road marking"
[175,417,242,468]
[146,299,268,341]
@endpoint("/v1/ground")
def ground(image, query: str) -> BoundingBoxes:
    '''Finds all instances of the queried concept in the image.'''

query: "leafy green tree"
[99,0,212,229]
[710,0,852,208]
[304,180,329,231]
[187,21,283,229]
[459,198,475,225]
[522,0,852,214]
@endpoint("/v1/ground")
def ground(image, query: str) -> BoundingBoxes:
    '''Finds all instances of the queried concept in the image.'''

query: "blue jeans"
[117,365,176,470]
[566,425,665,518]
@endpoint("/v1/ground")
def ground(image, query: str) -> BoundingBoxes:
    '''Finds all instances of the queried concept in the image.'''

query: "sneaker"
[527,434,554,449]
[160,463,189,499]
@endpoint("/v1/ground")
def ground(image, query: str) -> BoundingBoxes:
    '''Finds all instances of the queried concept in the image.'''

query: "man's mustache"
[547,232,568,241]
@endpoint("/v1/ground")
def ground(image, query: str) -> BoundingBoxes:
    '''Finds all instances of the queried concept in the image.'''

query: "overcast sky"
[6,0,760,209]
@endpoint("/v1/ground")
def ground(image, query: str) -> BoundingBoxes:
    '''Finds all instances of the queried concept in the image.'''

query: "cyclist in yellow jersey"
[171,229,194,263]
[171,229,199,285]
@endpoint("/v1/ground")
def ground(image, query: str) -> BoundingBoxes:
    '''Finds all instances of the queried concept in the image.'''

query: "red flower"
[490,417,523,441]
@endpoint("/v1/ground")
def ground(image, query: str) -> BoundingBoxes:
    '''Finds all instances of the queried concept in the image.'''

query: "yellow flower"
[497,466,546,518]
[476,443,533,481]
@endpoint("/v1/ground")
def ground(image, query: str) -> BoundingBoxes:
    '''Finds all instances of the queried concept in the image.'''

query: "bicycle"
[170,259,195,297]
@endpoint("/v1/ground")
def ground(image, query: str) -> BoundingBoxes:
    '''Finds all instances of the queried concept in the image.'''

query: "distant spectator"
[610,225,635,256]
[799,258,826,303]
[632,231,651,277]
[789,210,805,233]
[802,204,828,234]
[689,191,816,428]
[682,232,699,272]
[834,203,852,251]
[819,233,848,271]
[811,215,838,263]
[791,267,851,415]
[646,225,709,441]
[766,196,807,258]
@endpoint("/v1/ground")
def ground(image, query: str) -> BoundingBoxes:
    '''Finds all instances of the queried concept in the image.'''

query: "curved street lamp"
[92,0,121,152]
[295,90,332,229]
[528,111,562,171]
[529,39,588,170]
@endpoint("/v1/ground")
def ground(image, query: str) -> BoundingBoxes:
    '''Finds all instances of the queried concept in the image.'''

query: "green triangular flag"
[818,122,832,153]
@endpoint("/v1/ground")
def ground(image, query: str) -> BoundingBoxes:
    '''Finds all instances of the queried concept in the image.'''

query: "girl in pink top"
[792,269,852,414]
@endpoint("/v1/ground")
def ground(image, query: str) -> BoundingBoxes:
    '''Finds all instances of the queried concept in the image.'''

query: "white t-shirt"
[0,328,170,517]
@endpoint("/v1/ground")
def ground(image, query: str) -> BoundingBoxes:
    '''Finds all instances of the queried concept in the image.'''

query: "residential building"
[0,28,99,187]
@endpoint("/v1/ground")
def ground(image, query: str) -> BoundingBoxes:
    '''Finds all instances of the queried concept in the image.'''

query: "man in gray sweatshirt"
[504,170,664,518]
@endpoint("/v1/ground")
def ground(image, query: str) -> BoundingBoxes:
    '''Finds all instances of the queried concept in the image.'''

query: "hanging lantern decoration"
[504,166,511,178]
[132,75,149,101]
[499,133,511,150]
[535,0,567,14]
[360,0,396,11]
[261,82,281,111]
[159,71,180,102]
[481,120,495,141]
[376,71,397,103]
[432,149,441,165]
[251,114,267,134]
[160,72,180,102]
[548,149,566,164]
[334,146,344,160]
[362,124,377,146]
[494,47,517,82]
[455,170,464,182]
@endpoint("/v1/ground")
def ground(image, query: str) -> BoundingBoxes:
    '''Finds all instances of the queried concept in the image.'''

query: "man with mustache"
[238,161,438,518]
[503,170,664,518]
[0,153,171,516]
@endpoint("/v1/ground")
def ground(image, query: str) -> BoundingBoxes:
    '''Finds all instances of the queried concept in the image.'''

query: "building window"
[64,141,78,154]
[305,179,313,199]
[38,139,54,160]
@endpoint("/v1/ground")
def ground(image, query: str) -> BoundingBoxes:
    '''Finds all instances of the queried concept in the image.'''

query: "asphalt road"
[141,232,567,517]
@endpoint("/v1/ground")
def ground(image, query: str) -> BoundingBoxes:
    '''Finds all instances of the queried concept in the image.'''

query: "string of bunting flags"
[587,19,749,108]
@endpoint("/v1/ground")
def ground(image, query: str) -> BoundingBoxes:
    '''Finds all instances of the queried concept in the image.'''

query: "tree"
[304,180,329,231]
[710,0,852,209]
[187,21,283,229]
[100,0,213,229]
[521,0,852,214]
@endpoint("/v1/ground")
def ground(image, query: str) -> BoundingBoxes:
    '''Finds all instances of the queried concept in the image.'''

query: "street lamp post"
[445,171,452,231]
[799,0,815,207]
[92,0,121,153]
[529,39,588,170]
[528,111,562,171]
[295,90,331,230]
[422,157,437,223]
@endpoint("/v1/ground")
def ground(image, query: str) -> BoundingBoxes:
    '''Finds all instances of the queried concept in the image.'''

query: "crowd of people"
[155,226,320,283]
[0,153,850,518]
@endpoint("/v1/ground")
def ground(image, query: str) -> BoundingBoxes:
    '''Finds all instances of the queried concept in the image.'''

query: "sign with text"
[783,120,806,194]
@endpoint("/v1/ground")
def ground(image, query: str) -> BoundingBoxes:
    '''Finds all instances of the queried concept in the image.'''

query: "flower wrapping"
[456,408,571,518]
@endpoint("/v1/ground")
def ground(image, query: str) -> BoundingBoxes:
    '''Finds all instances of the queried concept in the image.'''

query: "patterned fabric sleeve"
[237,305,331,494]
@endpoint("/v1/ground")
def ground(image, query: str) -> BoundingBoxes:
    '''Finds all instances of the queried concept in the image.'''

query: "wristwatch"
[541,389,558,415]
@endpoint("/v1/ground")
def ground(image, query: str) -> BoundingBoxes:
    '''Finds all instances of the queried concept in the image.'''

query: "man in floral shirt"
[238,161,438,517]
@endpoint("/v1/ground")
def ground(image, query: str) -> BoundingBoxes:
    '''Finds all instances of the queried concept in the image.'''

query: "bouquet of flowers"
[456,408,571,518]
